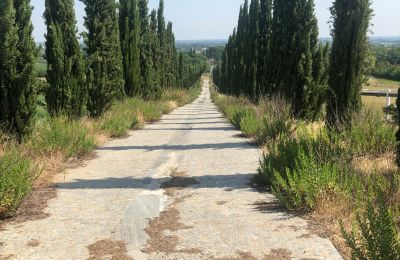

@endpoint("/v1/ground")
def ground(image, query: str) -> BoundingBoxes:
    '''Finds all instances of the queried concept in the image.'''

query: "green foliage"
[214,0,325,119]
[83,0,125,117]
[0,0,38,140]
[0,148,34,216]
[341,196,400,260]
[119,0,141,97]
[239,109,261,137]
[327,0,373,129]
[44,0,86,118]
[30,117,95,158]
[342,109,396,157]
[272,151,343,211]
[97,99,141,137]
[397,88,400,167]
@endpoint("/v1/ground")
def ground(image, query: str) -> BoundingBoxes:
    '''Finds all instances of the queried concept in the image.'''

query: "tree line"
[0,0,206,140]
[213,0,373,128]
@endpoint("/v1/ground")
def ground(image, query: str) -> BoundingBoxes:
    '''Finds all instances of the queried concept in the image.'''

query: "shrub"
[341,196,400,260]
[272,151,343,211]
[239,108,261,138]
[342,109,396,157]
[254,96,294,144]
[30,117,95,158]
[162,84,201,107]
[0,149,34,216]
[97,99,140,137]
[141,102,163,122]
[258,131,340,187]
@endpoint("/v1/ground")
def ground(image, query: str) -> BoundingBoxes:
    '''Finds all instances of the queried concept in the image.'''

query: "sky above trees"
[31,0,400,42]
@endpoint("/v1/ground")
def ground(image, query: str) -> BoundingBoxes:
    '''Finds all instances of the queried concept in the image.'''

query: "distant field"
[363,76,399,111]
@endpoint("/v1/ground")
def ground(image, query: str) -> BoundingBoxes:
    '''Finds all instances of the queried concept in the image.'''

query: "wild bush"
[341,195,400,260]
[30,117,95,158]
[342,109,396,157]
[96,99,140,137]
[239,108,261,138]
[272,151,343,211]
[0,149,35,216]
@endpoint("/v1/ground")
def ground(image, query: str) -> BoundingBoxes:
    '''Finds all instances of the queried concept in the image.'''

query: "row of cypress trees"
[213,0,372,126]
[0,0,205,140]
[45,0,203,118]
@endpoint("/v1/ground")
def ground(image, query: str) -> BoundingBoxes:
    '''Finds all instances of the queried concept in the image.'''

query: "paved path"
[0,79,342,259]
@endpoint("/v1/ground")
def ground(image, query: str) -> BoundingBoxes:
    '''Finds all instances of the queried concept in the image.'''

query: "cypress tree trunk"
[119,0,141,97]
[45,0,85,118]
[82,0,125,118]
[0,0,37,140]
[326,0,373,129]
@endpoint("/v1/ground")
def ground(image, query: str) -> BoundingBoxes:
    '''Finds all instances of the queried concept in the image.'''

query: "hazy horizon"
[31,0,400,42]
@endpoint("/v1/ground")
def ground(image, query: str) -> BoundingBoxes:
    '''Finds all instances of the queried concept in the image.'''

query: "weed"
[0,148,35,216]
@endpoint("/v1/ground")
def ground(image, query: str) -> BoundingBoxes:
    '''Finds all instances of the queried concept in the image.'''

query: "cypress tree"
[235,1,249,96]
[150,9,161,99]
[44,0,85,118]
[165,22,177,88]
[247,0,260,100]
[82,0,125,117]
[178,52,184,88]
[119,0,141,97]
[0,0,19,134]
[326,0,373,129]
[138,0,155,99]
[0,0,37,140]
[157,0,166,88]
[258,0,273,96]
[268,0,320,118]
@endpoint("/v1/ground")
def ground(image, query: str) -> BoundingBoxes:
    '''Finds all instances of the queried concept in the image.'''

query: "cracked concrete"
[0,78,342,260]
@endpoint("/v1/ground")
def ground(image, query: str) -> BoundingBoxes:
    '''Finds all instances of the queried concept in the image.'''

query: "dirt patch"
[263,248,292,260]
[0,254,15,260]
[87,239,133,260]
[217,201,227,205]
[27,239,40,247]
[143,171,201,255]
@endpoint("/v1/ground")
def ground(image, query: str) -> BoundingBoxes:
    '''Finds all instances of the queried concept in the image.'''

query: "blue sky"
[31,0,400,42]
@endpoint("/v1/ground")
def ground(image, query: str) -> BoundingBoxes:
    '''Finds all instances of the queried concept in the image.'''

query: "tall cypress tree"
[157,0,166,88]
[45,0,85,118]
[119,0,141,97]
[326,0,373,129]
[150,9,161,99]
[258,0,273,96]
[268,0,320,118]
[247,0,260,100]
[138,0,156,99]
[82,0,125,117]
[0,0,37,139]
[0,0,19,134]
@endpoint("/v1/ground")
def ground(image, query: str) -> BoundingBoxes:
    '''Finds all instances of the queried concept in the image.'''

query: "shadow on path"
[96,141,254,152]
